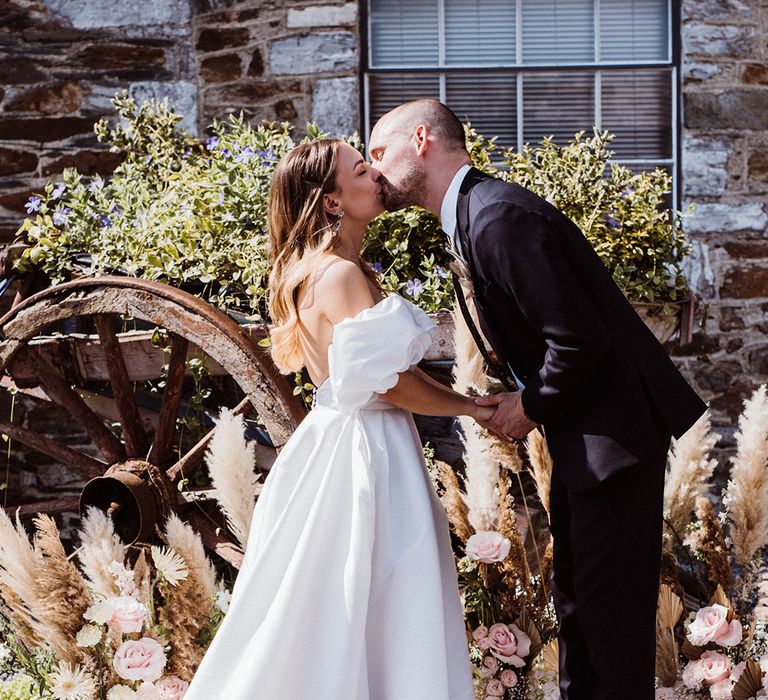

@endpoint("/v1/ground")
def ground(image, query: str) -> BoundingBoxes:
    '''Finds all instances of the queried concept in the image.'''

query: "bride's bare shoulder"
[311,256,376,324]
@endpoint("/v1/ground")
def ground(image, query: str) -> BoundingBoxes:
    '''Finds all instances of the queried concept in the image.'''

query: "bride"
[185,139,491,700]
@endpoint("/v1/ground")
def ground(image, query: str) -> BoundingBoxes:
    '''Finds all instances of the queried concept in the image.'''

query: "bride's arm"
[381,368,494,421]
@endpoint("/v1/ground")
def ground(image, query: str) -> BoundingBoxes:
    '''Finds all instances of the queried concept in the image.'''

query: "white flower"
[108,561,138,597]
[49,661,97,700]
[107,686,138,700]
[215,590,232,614]
[76,624,102,647]
[84,599,115,625]
[151,546,189,587]
[655,689,674,700]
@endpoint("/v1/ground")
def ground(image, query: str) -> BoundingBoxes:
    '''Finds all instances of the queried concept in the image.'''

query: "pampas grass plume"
[76,506,126,599]
[525,430,553,517]
[723,385,768,567]
[664,410,718,549]
[205,407,260,551]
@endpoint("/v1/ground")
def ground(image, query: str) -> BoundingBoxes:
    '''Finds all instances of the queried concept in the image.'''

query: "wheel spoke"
[27,351,125,465]
[11,497,81,517]
[0,418,105,479]
[184,510,244,568]
[148,334,188,467]
[94,315,150,458]
[166,396,251,482]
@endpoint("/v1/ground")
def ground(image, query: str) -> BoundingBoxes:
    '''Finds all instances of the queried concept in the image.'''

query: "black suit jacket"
[455,168,706,492]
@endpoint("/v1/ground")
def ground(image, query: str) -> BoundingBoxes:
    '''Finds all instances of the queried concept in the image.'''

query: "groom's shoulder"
[471,175,552,217]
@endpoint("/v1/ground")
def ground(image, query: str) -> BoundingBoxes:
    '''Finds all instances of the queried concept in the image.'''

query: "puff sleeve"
[327,296,436,410]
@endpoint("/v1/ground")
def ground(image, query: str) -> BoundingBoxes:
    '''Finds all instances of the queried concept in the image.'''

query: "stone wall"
[677,0,768,434]
[0,0,360,244]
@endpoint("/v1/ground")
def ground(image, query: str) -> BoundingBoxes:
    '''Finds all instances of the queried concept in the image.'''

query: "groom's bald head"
[375,99,467,153]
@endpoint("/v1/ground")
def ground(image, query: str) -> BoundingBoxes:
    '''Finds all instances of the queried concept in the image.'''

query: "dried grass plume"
[76,506,126,599]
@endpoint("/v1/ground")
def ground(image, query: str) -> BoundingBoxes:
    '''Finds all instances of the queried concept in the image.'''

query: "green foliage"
[14,91,690,324]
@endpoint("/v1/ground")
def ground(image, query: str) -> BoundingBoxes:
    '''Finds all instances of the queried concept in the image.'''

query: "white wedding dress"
[186,295,475,700]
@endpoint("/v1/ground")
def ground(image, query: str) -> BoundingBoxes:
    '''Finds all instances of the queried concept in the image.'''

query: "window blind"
[522,0,595,65]
[369,0,440,67]
[444,0,516,66]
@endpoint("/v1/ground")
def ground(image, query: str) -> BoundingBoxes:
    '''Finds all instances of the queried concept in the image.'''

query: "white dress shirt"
[439,163,472,259]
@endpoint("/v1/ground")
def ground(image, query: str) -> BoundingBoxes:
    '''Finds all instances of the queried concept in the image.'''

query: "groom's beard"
[380,163,425,211]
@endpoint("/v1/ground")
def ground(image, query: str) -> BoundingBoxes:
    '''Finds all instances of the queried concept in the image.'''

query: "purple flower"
[620,187,636,200]
[24,196,41,214]
[88,177,103,193]
[99,214,111,227]
[218,191,225,205]
[234,146,255,164]
[206,136,220,151]
[372,261,383,274]
[405,278,423,298]
[52,207,70,227]
[604,214,620,230]
[110,203,122,216]
[256,148,277,165]
[436,266,449,279]
[220,147,232,158]
[51,183,66,200]
[181,149,192,160]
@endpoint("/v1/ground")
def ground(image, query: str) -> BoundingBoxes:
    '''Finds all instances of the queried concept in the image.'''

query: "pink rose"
[466,532,511,564]
[472,625,488,642]
[682,659,705,689]
[699,651,731,686]
[709,679,734,700]
[499,669,518,688]
[479,655,499,679]
[155,676,189,700]
[114,638,167,682]
[485,678,505,696]
[478,637,492,651]
[137,684,161,700]
[109,596,149,635]
[487,623,531,668]
[687,604,742,647]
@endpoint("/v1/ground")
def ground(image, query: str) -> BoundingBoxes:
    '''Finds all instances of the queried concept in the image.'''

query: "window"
[364,0,677,206]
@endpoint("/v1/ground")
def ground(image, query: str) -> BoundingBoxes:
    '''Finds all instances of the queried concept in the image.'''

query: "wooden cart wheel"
[0,276,306,567]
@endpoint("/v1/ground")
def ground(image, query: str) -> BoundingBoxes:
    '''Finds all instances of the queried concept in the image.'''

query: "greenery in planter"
[14,91,689,323]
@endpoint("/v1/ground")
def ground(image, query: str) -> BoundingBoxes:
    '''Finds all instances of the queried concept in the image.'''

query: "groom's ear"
[413,124,430,157]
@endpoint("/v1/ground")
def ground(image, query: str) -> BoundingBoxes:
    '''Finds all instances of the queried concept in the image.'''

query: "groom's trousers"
[548,424,670,700]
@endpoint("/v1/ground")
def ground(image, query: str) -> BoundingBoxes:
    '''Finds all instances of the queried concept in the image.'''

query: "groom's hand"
[474,392,537,441]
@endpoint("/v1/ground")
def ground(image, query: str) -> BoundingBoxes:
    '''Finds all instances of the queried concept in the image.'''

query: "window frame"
[361,0,682,210]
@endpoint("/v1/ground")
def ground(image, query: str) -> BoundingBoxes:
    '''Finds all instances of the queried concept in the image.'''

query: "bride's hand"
[472,402,496,423]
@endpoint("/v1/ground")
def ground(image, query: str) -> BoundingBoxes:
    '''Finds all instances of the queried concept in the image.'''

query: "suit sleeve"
[472,201,611,424]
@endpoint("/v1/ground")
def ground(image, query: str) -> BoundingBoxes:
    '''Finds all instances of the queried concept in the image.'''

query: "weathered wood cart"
[0,259,456,568]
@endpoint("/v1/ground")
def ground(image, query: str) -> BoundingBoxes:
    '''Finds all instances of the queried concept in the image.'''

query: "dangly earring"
[332,210,345,244]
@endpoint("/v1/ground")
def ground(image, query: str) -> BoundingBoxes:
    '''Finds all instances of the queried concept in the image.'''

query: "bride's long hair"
[267,139,382,374]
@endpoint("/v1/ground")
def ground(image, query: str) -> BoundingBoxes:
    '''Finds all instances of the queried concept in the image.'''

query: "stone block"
[684,90,768,130]
[270,32,357,75]
[683,62,726,83]
[748,151,768,185]
[682,136,730,196]
[196,27,250,52]
[275,98,298,120]
[128,81,198,135]
[43,0,191,28]
[5,82,85,115]
[41,149,124,177]
[723,240,768,259]
[683,23,754,57]
[201,54,242,83]
[0,117,98,143]
[311,76,357,136]
[0,148,38,177]
[685,202,767,234]
[720,265,768,298]
[205,80,303,105]
[748,344,768,375]
[76,43,167,71]
[682,239,716,299]
[742,63,768,85]
[0,58,48,85]
[248,48,264,77]
[694,360,742,393]
[287,2,358,28]
[682,0,752,21]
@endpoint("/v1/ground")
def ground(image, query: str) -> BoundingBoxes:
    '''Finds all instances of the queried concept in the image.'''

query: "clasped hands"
[472,391,537,441]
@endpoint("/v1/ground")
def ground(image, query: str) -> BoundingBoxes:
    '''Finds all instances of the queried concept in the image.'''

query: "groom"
[369,100,706,699]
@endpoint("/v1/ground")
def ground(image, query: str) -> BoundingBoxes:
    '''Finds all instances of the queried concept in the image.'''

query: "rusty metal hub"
[79,459,175,545]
